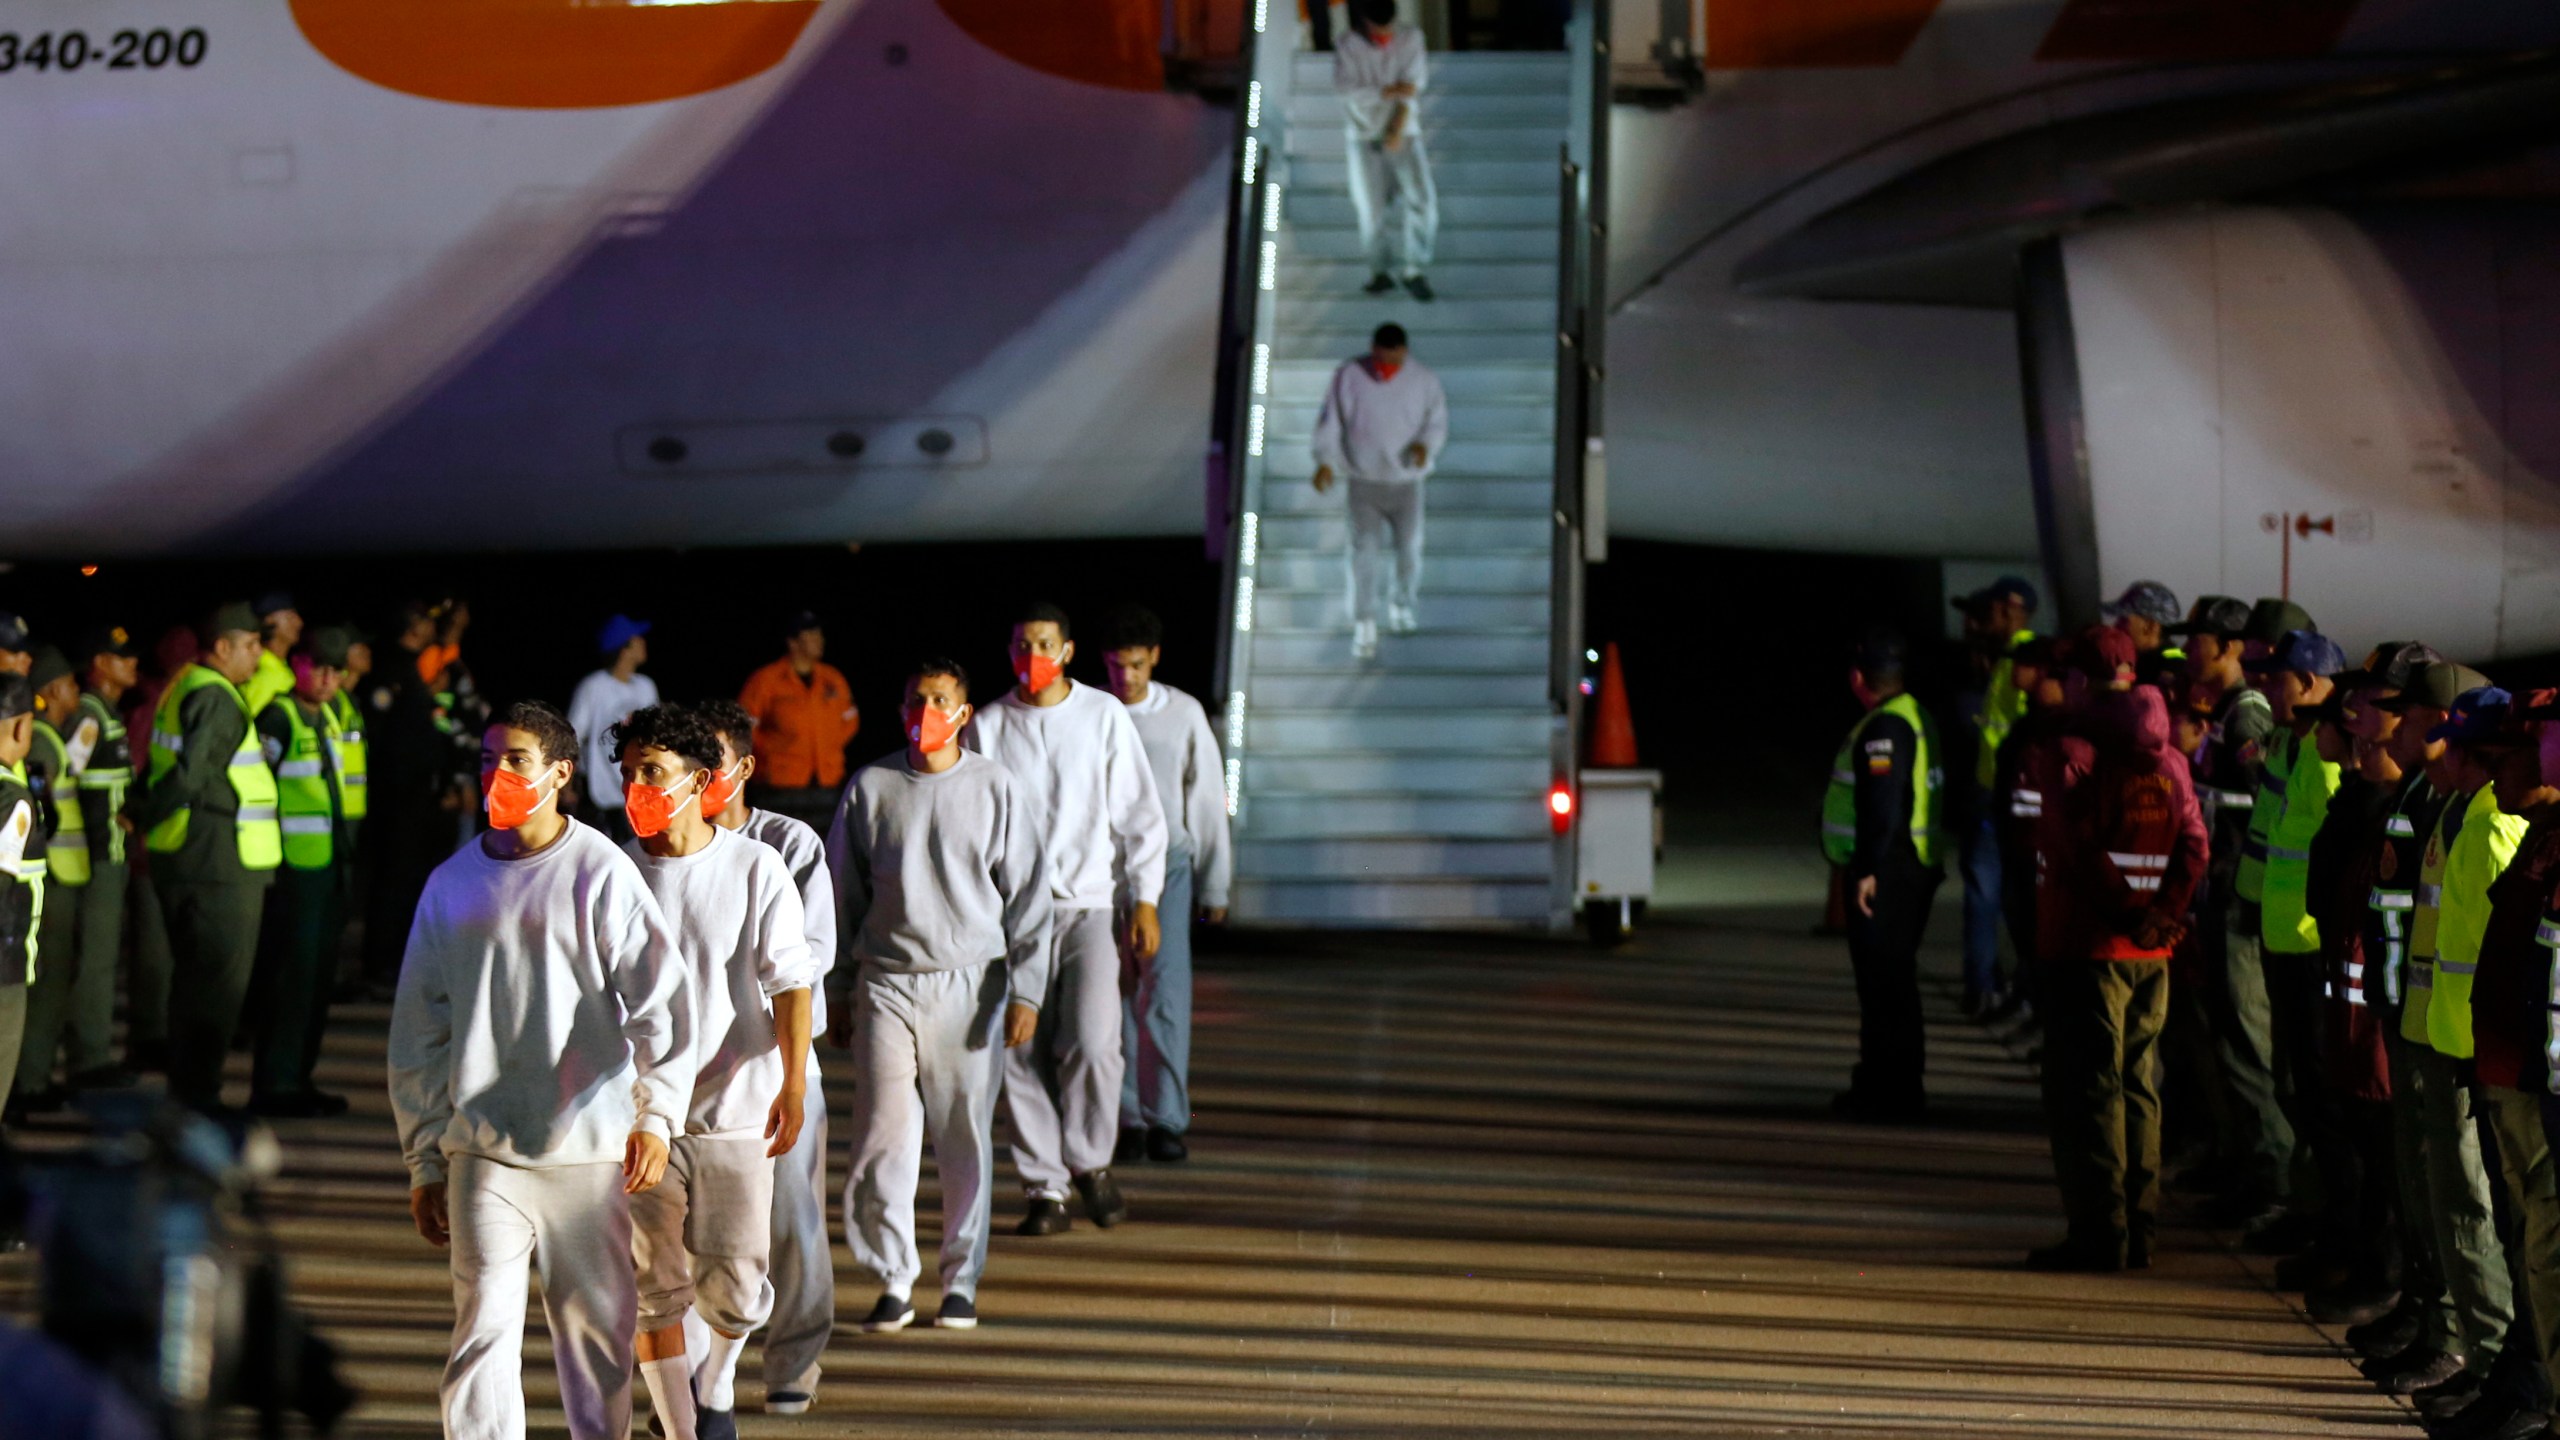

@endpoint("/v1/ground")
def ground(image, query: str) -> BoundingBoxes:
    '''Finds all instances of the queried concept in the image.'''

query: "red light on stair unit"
[1549,780,1574,834]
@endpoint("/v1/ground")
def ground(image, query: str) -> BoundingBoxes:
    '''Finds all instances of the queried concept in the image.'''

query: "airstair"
[1211,12,1606,929]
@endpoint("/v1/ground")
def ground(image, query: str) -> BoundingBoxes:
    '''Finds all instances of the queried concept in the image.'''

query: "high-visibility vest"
[2423,785,2529,1059]
[265,698,342,870]
[28,720,87,888]
[1823,692,1942,869]
[0,763,44,984]
[1973,630,2035,789]
[2366,775,2435,1008]
[2236,714,2285,903]
[242,647,293,722]
[328,690,368,821]
[144,665,282,870]
[74,691,132,868]
[2262,729,2339,955]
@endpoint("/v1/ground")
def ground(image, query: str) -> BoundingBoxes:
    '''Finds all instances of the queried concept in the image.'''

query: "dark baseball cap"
[254,590,298,620]
[2245,629,2347,677]
[0,612,29,653]
[25,646,71,691]
[2430,686,2515,746]
[2166,595,2252,640]
[2064,624,2138,680]
[2333,640,2442,694]
[2243,599,2316,647]
[0,675,30,721]
[73,623,139,661]
[2373,662,2496,713]
[303,626,355,669]
[2101,580,2182,628]
[783,610,823,639]
[1952,575,2039,617]
[205,601,261,640]
[1848,628,1908,675]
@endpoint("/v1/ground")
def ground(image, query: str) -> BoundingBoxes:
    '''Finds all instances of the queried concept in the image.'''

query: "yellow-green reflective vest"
[1822,692,1942,869]
[2,762,44,984]
[1973,630,2035,789]
[241,648,293,723]
[2422,785,2529,1059]
[29,720,86,888]
[2261,729,2340,955]
[328,691,368,821]
[266,698,342,871]
[74,692,131,868]
[2236,710,2284,903]
[145,666,282,870]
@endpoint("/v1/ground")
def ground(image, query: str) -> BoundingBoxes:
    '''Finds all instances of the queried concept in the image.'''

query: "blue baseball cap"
[1952,575,2039,617]
[597,614,651,655]
[2246,629,2346,677]
[2429,686,2514,745]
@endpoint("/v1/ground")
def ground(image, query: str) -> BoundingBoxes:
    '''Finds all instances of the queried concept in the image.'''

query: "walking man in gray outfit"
[1313,323,1449,662]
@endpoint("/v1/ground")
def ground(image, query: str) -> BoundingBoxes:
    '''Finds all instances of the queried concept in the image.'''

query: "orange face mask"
[624,778,696,839]
[910,703,965,754]
[1371,359,1402,381]
[701,761,746,819]
[1016,654,1064,693]
[483,767,551,830]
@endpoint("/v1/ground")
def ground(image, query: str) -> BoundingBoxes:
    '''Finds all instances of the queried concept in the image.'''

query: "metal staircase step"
[1283,225,1559,262]
[1261,441,1550,481]
[1270,358,1549,402]
[1283,93,1568,127]
[1246,708,1551,752]
[1248,629,1548,671]
[1256,551,1547,589]
[1268,398,1551,437]
[1290,52,1570,90]
[1245,671,1548,708]
[1272,327,1550,363]
[1257,478,1549,516]
[1288,156,1556,193]
[1279,261,1554,296]
[1248,588,1550,629]
[1241,791,1548,840]
[1273,293,1553,330]
[1259,511,1549,552]
[1245,753,1548,792]
[1240,835,1552,879]
[1283,126,1565,160]
[1283,192,1557,227]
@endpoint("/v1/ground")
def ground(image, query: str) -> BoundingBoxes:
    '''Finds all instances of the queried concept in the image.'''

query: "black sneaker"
[1016,1196,1072,1237]
[1114,1129,1147,1166]
[765,1390,812,1416]
[1363,273,1396,294]
[2349,1299,2424,1360]
[2433,1396,2554,1440]
[936,1293,978,1330]
[2413,1370,2482,1418]
[858,1292,915,1333]
[1146,1127,1189,1163]
[2025,1237,2125,1274]
[1073,1169,1130,1228]
[2125,1229,2154,1271]
[1402,274,1435,302]
[2376,1348,2468,1396]
[696,1407,739,1440]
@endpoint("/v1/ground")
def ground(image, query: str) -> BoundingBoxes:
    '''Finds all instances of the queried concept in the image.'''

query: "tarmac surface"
[5,838,2415,1436]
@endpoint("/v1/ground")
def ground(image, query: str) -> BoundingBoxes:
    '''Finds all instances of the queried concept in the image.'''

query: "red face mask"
[483,766,552,830]
[624,778,697,839]
[1372,358,1402,381]
[701,761,746,820]
[910,703,965,754]
[1016,653,1064,693]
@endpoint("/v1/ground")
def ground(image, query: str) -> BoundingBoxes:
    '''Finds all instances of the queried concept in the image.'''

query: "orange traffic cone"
[1587,642,1638,768]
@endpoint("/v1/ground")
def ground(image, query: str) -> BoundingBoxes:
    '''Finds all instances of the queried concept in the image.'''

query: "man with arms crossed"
[613,704,816,1440]
[388,701,696,1440]
[832,659,1052,1330]
[968,603,1168,1235]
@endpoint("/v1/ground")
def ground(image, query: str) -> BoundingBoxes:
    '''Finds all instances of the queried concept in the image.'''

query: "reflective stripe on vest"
[2541,917,2560,1095]
[2236,724,2287,903]
[265,698,341,870]
[2423,786,2525,1059]
[328,692,368,821]
[2110,850,2171,893]
[3,767,43,984]
[2261,730,2338,955]
[144,666,282,870]
[1821,693,1941,868]
[76,693,131,867]
[31,721,87,888]
[1973,630,2034,790]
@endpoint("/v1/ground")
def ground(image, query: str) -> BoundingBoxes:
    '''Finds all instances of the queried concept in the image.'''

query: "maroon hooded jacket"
[2070,687,2210,962]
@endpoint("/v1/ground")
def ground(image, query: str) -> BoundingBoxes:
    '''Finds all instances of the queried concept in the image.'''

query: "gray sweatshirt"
[1122,682,1233,910]
[1333,24,1428,140]
[827,749,1054,1003]
[966,680,1169,911]
[1312,357,1448,485]
[737,806,836,1034]
[388,819,696,1187]
[623,827,817,1139]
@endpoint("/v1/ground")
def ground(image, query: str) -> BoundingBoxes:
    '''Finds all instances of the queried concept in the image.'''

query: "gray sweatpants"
[443,1155,636,1440]
[1344,126,1436,277]
[1004,907,1124,1195]
[1344,479,1424,624]
[1121,859,1194,1135]
[630,1133,777,1335]
[763,1052,831,1394]
[847,961,1009,1298]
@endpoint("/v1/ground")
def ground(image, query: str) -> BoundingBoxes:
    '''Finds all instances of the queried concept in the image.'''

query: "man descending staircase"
[1224,44,1571,927]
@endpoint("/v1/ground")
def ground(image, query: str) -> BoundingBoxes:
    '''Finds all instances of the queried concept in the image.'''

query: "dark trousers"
[161,879,267,1109]
[14,867,110,1094]
[251,863,348,1102]
[2042,959,2168,1253]
[126,861,175,1062]
[362,799,446,986]
[1958,814,2004,1002]
[2265,947,2336,1222]
[1845,867,1939,1104]
[2341,1093,2405,1288]
[2215,901,2298,1205]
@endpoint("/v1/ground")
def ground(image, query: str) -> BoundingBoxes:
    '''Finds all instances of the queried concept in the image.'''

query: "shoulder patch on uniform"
[1863,738,1895,754]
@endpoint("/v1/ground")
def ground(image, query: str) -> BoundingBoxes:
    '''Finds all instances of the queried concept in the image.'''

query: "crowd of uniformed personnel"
[1827,578,2560,1440]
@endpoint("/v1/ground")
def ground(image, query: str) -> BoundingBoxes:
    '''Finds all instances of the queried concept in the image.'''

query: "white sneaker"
[1387,603,1419,634]
[1352,620,1378,661]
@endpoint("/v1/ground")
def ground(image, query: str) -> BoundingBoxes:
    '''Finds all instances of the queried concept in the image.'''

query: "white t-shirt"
[623,827,817,1138]
[567,668,661,810]
[387,819,697,1186]
[966,680,1169,912]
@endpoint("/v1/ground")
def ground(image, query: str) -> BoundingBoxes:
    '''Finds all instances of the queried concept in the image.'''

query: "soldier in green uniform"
[1822,629,1944,1122]
[249,627,360,1117]
[10,647,100,1114]
[127,602,282,1112]
[0,676,46,1119]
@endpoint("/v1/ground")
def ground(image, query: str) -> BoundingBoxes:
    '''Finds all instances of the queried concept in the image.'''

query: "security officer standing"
[249,628,359,1117]
[242,593,303,719]
[9,648,112,1115]
[127,602,282,1112]
[355,602,454,999]
[1821,629,1944,1122]
[1954,578,2037,1017]
[58,627,139,1093]
[0,676,45,1119]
